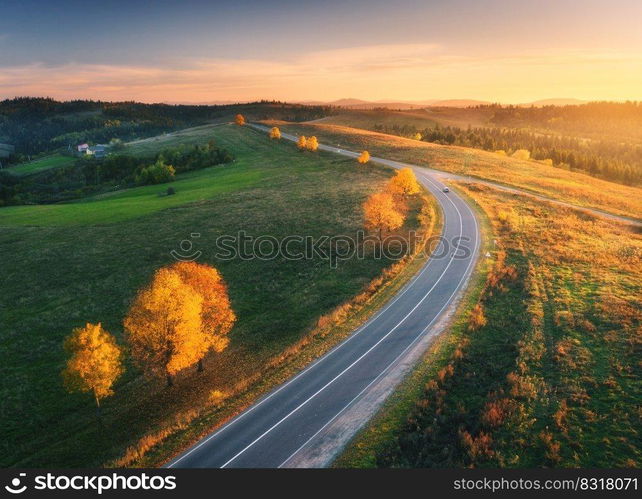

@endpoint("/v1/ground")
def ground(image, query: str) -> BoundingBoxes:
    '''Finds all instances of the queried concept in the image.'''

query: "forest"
[486,101,642,142]
[0,97,332,161]
[374,105,642,186]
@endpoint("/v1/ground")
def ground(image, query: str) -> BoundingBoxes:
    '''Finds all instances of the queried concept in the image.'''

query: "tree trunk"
[95,394,102,419]
[166,373,174,387]
[197,359,204,372]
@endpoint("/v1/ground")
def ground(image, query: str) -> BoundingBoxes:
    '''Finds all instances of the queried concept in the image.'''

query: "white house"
[88,144,108,158]
[77,143,108,158]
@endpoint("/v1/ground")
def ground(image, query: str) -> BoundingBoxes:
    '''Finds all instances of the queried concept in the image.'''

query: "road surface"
[166,124,481,468]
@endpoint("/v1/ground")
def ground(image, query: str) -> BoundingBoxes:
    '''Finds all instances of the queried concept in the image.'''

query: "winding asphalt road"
[166,125,480,468]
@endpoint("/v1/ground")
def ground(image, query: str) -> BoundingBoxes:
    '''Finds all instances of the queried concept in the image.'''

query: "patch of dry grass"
[375,183,641,467]
[269,121,642,220]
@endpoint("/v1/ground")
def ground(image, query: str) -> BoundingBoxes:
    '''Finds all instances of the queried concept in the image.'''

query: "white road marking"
[278,183,479,467]
[168,124,480,468]
[219,177,467,468]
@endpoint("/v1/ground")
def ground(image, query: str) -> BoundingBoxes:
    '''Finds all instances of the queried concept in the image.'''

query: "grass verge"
[115,187,442,467]
[0,124,442,467]
[333,186,492,467]
[365,183,641,467]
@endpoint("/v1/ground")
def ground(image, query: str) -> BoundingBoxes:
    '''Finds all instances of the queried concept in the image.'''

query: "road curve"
[165,124,481,468]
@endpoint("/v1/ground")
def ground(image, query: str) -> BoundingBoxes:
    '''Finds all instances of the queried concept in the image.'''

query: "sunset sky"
[1,0,641,103]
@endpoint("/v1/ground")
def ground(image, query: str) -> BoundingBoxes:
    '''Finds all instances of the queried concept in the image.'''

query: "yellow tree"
[269,127,281,139]
[62,322,123,413]
[297,135,307,150]
[388,168,420,197]
[357,151,370,164]
[170,261,236,371]
[124,267,207,386]
[511,149,530,160]
[235,114,245,126]
[306,136,319,151]
[363,191,405,239]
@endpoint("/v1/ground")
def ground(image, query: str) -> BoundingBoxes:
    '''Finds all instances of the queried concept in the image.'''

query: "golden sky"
[1,1,641,103]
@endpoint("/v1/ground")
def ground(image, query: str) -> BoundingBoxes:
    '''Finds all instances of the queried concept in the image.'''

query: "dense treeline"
[373,121,642,186]
[0,142,233,205]
[0,98,192,158]
[485,101,642,142]
[0,97,332,160]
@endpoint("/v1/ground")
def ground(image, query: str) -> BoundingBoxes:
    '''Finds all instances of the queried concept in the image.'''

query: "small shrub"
[467,303,487,331]
[136,160,175,185]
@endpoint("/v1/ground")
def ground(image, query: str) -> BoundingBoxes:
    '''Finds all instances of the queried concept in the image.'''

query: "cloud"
[0,44,640,102]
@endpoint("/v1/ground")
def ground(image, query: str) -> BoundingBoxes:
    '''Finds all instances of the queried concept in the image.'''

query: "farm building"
[77,143,108,158]
[88,144,108,158]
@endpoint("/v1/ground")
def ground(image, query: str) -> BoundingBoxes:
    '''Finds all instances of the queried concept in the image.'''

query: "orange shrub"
[467,303,487,331]
[357,150,370,164]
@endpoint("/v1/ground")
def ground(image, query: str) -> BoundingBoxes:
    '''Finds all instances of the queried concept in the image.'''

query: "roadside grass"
[334,188,492,468]
[268,121,642,220]
[6,154,76,176]
[0,124,439,467]
[369,184,642,467]
[133,191,441,468]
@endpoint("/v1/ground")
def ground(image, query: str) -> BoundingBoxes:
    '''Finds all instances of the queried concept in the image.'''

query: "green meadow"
[0,164,263,226]
[6,153,76,176]
[0,124,405,466]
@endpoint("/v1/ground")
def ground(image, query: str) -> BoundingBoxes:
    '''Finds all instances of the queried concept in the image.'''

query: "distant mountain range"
[296,97,589,109]
[164,97,589,108]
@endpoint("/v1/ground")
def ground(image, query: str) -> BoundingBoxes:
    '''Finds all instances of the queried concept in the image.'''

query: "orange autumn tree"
[170,261,236,372]
[297,135,307,150]
[124,267,207,387]
[363,191,405,239]
[388,168,420,197]
[306,136,319,151]
[357,151,370,164]
[235,114,245,126]
[269,127,281,139]
[62,322,123,412]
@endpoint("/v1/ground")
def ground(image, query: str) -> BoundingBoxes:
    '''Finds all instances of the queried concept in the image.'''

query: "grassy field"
[0,158,262,226]
[269,121,642,220]
[315,109,438,130]
[355,184,641,467]
[125,123,230,157]
[0,123,436,467]
[311,108,494,131]
[6,153,76,176]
